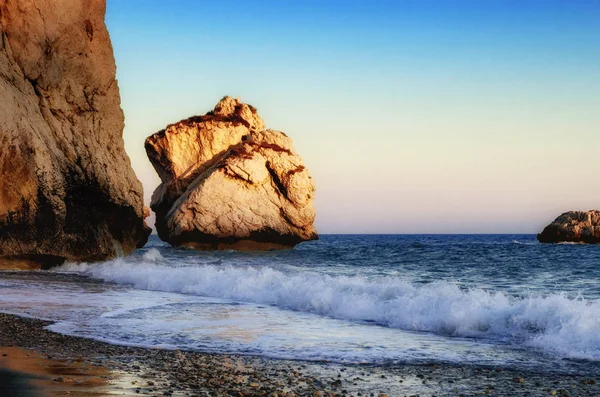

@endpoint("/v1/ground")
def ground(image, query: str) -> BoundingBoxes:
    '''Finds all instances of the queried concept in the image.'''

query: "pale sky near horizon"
[106,0,600,234]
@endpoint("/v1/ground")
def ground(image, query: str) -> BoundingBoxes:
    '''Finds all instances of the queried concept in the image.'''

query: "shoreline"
[1,313,599,396]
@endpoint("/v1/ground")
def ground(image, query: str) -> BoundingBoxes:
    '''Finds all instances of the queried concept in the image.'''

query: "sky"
[106,0,600,234]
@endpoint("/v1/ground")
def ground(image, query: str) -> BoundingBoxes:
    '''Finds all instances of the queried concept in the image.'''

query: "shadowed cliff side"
[145,96,317,250]
[0,0,150,268]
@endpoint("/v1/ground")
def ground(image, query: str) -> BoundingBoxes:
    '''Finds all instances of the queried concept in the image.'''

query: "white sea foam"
[142,248,165,262]
[511,240,537,246]
[56,258,600,360]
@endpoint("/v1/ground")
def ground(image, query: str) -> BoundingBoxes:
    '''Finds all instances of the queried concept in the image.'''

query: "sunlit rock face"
[538,210,600,243]
[0,0,150,268]
[145,97,317,250]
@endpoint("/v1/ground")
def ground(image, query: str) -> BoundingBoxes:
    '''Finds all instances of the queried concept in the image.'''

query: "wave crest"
[55,258,600,360]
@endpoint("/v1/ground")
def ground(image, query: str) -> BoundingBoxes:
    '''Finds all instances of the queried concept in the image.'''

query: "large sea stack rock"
[145,96,317,250]
[0,0,150,268]
[537,210,600,243]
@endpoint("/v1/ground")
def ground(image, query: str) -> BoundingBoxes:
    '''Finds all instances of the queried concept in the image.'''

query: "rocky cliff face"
[145,97,317,250]
[538,210,600,244]
[0,0,149,268]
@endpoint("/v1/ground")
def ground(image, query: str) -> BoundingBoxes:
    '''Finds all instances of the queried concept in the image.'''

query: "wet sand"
[0,345,141,396]
[1,312,599,396]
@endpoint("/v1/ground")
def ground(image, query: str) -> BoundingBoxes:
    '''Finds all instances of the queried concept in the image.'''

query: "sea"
[1,234,600,375]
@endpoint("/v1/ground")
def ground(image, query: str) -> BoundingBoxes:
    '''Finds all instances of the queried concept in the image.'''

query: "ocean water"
[1,234,600,374]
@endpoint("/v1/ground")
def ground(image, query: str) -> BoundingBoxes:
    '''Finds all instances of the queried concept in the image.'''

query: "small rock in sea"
[378,394,388,397]
[549,390,557,395]
[583,379,596,385]
[513,377,525,383]
[538,210,600,244]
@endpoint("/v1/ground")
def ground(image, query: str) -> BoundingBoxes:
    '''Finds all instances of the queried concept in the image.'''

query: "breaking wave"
[56,249,600,360]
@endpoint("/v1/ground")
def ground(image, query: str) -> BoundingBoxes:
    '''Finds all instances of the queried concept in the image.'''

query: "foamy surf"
[55,248,600,361]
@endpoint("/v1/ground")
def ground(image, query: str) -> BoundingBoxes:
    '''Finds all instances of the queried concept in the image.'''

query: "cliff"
[0,0,149,268]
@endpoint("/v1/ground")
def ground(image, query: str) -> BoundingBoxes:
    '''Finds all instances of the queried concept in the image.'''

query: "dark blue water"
[2,234,600,374]
[146,234,600,298]
[296,234,600,298]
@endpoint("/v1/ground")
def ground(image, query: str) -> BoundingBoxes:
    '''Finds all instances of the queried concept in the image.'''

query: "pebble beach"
[1,313,599,397]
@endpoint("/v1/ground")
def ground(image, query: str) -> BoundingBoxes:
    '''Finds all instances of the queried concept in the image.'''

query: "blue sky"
[106,1,600,233]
